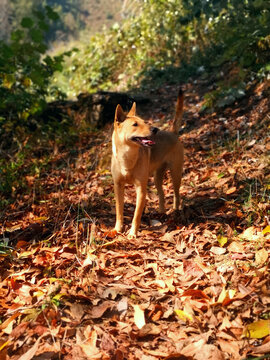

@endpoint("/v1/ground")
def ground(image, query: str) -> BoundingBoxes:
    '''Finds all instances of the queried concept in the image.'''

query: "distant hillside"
[0,0,137,42]
[81,0,123,34]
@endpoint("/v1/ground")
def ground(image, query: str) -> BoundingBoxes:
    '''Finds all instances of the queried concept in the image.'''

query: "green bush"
[55,0,270,97]
[0,6,71,200]
[0,6,68,139]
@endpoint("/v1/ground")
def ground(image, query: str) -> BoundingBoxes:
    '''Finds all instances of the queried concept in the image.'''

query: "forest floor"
[0,77,270,360]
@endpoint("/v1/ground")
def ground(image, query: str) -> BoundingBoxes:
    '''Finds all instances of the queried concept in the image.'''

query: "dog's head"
[114,103,156,147]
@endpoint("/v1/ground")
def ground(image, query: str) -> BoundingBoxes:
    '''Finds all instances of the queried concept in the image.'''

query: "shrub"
[0,6,70,200]
[56,0,270,97]
[0,6,68,142]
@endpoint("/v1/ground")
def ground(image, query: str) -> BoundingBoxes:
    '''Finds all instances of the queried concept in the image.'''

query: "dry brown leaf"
[182,289,210,300]
[0,312,20,331]
[183,260,205,279]
[100,332,115,353]
[226,186,237,195]
[240,227,262,241]
[164,354,194,360]
[82,253,97,268]
[91,301,112,319]
[69,303,86,321]
[227,241,245,253]
[138,323,162,337]
[10,322,28,339]
[160,230,181,243]
[217,339,240,358]
[255,248,268,267]
[249,340,270,354]
[133,304,146,329]
[217,287,236,305]
[80,337,102,359]
[142,348,169,357]
[210,246,227,255]
[182,341,225,360]
[18,333,49,360]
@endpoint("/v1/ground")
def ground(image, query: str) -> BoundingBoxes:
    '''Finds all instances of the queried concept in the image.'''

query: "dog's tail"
[171,88,184,134]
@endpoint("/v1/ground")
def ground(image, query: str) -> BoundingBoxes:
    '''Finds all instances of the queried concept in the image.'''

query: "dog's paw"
[127,228,138,239]
[114,224,123,233]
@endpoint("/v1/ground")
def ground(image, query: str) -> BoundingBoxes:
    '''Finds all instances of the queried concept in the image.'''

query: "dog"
[111,89,184,237]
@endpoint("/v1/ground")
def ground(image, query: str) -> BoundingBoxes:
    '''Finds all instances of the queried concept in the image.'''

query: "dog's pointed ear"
[114,104,126,123]
[127,102,136,117]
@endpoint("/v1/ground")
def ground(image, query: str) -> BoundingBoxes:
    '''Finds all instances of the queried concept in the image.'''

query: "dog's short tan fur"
[111,90,184,237]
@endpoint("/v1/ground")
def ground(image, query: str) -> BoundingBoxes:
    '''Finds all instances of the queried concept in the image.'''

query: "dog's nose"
[151,126,159,135]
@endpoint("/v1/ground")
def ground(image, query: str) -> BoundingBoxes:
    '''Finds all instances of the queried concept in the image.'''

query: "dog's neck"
[112,133,149,175]
[114,143,140,170]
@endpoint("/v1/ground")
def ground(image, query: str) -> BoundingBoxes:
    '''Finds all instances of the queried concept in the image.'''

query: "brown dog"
[111,89,184,237]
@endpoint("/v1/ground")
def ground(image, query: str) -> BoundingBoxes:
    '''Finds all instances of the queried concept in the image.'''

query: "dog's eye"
[133,122,138,127]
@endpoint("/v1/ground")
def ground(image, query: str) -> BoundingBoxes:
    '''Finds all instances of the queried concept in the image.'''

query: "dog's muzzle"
[131,136,155,147]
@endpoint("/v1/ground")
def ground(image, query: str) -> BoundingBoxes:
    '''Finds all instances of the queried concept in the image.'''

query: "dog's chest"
[112,145,150,183]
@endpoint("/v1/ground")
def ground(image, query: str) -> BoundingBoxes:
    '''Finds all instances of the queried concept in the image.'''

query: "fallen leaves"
[0,80,269,359]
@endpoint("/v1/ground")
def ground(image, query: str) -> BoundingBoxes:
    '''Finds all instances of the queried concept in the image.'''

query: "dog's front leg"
[114,181,125,233]
[129,182,147,238]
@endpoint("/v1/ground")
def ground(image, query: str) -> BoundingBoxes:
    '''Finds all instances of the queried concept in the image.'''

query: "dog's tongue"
[142,139,155,146]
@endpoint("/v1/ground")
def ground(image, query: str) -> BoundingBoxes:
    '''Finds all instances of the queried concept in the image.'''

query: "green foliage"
[0,240,13,255]
[0,151,26,196]
[55,0,270,97]
[209,1,270,68]
[0,6,72,200]
[0,7,68,135]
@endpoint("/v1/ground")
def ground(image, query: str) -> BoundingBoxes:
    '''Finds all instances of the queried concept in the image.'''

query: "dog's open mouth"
[131,136,155,147]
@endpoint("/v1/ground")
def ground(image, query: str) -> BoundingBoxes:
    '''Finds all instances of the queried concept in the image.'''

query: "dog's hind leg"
[154,164,167,213]
[170,167,182,210]
[169,145,184,210]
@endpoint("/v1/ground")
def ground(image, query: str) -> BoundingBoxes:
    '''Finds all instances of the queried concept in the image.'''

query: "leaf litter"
[0,79,270,360]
